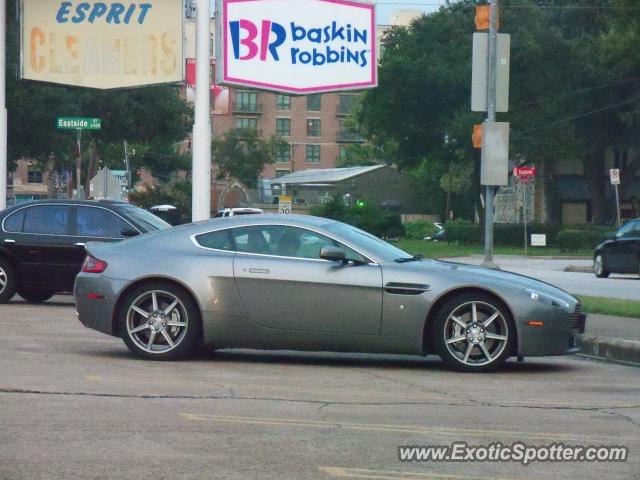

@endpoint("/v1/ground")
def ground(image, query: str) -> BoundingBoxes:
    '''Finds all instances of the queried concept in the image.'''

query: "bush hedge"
[404,220,440,240]
[442,220,614,249]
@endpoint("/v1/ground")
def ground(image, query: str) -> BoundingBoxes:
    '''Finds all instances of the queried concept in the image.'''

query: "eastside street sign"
[610,168,620,185]
[57,117,101,130]
[217,0,377,94]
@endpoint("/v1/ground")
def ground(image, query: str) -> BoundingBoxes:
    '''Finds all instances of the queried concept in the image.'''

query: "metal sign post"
[610,168,621,228]
[0,0,6,211]
[514,166,536,255]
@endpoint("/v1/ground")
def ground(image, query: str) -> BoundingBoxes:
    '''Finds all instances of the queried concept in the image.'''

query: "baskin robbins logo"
[229,19,370,67]
[221,0,377,94]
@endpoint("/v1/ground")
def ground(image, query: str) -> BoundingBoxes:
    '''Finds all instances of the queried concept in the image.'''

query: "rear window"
[3,209,25,233]
[119,205,171,232]
[23,205,70,235]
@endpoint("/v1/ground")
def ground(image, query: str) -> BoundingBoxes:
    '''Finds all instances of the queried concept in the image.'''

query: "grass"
[575,295,640,319]
[394,239,592,258]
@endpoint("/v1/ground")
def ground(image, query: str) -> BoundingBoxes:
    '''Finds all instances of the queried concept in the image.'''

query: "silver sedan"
[74,215,586,372]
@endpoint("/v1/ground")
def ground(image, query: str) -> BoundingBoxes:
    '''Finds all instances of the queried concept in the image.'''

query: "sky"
[375,0,447,24]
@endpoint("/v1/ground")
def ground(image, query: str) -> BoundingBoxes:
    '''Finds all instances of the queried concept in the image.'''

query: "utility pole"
[482,0,499,269]
[191,0,212,221]
[76,130,82,199]
[0,0,7,211]
[124,140,133,191]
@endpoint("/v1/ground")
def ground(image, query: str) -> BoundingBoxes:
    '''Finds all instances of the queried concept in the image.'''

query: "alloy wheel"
[594,256,604,276]
[126,290,189,354]
[0,266,7,294]
[443,301,509,367]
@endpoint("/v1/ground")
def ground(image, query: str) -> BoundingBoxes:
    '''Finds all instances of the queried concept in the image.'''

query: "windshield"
[326,222,413,263]
[119,205,171,232]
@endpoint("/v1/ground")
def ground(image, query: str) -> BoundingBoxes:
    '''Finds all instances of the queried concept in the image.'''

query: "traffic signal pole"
[482,0,499,269]
[192,0,212,221]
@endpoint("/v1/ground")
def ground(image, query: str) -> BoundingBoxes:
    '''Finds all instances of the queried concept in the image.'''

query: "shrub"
[404,220,439,240]
[556,229,613,252]
[445,220,481,244]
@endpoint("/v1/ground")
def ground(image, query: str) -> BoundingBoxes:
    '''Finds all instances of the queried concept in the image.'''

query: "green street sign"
[56,117,101,130]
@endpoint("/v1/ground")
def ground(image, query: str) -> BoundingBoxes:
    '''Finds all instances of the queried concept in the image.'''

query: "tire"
[433,293,514,372]
[118,282,202,360]
[0,258,17,304]
[17,287,54,304]
[594,254,610,278]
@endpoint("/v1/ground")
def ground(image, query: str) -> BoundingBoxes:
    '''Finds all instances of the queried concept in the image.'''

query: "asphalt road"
[446,255,640,301]
[1,296,639,480]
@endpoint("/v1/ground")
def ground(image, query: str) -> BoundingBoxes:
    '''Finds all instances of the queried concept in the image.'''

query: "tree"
[212,129,284,188]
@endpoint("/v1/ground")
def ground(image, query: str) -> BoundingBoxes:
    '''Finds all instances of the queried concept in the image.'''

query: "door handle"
[4,239,15,244]
[75,242,86,247]
[248,268,270,274]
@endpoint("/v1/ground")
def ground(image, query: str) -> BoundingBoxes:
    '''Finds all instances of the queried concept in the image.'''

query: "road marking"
[178,414,637,443]
[319,467,527,480]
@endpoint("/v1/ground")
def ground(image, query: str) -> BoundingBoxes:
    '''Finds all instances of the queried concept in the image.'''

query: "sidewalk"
[577,314,640,366]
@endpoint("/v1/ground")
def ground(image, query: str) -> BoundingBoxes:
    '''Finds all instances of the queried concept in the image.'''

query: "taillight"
[82,256,108,273]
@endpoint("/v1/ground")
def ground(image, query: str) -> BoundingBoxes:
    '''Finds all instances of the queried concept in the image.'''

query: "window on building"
[235,117,258,130]
[306,119,321,137]
[276,144,291,163]
[339,94,357,114]
[276,169,291,178]
[27,167,43,184]
[235,90,258,112]
[306,144,321,163]
[276,95,291,110]
[307,94,321,111]
[276,118,291,137]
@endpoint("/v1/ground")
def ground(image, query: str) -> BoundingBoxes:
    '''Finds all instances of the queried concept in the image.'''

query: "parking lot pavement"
[1,298,639,480]
[445,255,640,300]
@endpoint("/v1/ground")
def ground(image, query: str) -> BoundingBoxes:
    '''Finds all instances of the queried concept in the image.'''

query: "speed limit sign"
[279,195,292,214]
[610,169,620,185]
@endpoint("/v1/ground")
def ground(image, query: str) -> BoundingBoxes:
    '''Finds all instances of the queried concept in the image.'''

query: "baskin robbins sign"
[216,0,377,93]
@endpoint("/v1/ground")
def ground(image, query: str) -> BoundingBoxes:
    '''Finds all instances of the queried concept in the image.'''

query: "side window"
[291,227,367,263]
[3,209,25,233]
[77,207,130,238]
[195,230,234,251]
[23,205,70,235]
[231,227,273,255]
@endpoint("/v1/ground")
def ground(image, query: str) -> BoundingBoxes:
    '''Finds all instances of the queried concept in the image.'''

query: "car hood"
[384,258,577,304]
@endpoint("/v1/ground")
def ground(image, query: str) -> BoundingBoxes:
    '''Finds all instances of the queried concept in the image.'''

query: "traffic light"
[474,5,499,30]
[472,124,483,149]
[355,199,366,208]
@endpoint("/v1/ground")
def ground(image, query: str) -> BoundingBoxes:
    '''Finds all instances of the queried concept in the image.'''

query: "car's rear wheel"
[119,282,202,360]
[17,287,54,304]
[0,258,17,304]
[433,293,514,372]
[594,254,610,278]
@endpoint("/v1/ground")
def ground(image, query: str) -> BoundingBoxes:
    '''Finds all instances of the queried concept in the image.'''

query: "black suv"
[593,218,640,278]
[0,200,170,303]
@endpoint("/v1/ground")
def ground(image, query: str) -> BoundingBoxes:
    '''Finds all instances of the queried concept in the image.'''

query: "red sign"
[514,166,536,180]
[185,59,230,116]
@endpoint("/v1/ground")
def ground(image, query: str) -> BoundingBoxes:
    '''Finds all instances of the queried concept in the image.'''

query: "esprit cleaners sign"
[21,0,184,89]
[217,0,377,93]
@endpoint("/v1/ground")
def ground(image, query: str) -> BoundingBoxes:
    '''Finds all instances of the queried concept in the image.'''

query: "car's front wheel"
[0,258,17,304]
[17,287,54,304]
[433,293,514,372]
[594,254,610,278]
[119,282,202,360]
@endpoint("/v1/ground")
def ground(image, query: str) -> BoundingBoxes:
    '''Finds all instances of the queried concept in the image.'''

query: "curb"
[564,265,593,273]
[576,334,640,367]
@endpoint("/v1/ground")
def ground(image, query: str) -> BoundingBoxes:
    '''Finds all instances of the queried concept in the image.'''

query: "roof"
[271,165,386,185]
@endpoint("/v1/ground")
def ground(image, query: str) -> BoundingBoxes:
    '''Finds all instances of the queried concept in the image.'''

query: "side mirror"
[319,246,346,262]
[121,228,139,238]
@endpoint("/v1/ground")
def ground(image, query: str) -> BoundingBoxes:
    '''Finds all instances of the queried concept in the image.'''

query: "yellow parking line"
[319,467,525,480]
[178,413,637,443]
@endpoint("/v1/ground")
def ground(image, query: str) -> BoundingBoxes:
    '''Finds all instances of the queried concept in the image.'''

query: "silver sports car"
[74,215,586,372]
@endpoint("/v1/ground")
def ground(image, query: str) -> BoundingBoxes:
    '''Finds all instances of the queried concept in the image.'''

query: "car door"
[231,225,383,335]
[70,205,136,261]
[606,221,638,272]
[9,204,74,289]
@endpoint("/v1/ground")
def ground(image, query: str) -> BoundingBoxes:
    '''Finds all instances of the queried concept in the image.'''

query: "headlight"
[524,289,569,308]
